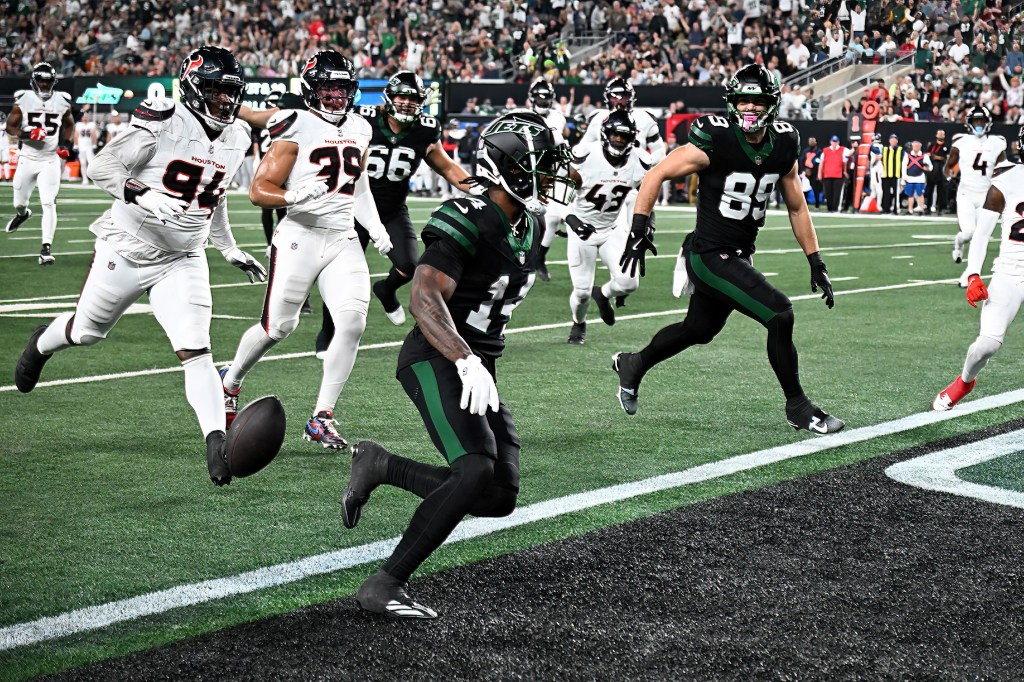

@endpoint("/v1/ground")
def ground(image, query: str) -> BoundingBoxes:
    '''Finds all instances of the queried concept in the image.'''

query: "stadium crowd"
[1,0,1024,124]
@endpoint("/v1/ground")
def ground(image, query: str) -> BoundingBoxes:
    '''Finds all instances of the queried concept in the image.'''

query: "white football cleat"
[952,243,962,264]
[384,305,406,326]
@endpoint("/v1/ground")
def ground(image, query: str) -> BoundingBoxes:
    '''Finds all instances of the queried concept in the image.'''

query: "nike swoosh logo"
[809,416,828,434]
[454,203,469,214]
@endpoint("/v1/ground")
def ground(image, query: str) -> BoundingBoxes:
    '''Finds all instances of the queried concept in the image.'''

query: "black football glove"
[807,251,834,309]
[565,214,596,241]
[620,213,657,278]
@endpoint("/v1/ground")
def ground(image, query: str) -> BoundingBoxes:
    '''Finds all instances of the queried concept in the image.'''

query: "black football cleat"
[15,325,52,393]
[612,351,643,416]
[356,570,437,619]
[615,295,628,309]
[206,430,232,486]
[536,260,551,282]
[592,286,616,326]
[340,440,392,529]
[567,321,586,345]
[372,279,406,326]
[5,208,31,233]
[785,399,845,435]
[300,297,313,315]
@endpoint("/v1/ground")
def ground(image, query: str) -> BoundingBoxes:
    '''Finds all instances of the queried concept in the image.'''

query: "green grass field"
[2,184,1022,679]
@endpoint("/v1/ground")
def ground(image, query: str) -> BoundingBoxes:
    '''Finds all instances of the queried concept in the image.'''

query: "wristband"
[124,178,151,205]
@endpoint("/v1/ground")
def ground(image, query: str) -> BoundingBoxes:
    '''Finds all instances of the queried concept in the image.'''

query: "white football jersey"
[581,107,662,158]
[989,163,1024,276]
[14,90,71,161]
[75,119,97,149]
[569,140,651,232]
[264,108,372,231]
[542,108,567,143]
[96,97,251,255]
[952,132,1007,194]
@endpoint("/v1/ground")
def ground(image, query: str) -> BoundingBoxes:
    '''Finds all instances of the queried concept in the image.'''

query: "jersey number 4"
[310,146,362,195]
[719,172,780,221]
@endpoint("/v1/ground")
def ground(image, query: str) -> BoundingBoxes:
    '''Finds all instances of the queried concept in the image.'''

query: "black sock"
[320,303,335,338]
[386,452,449,499]
[766,309,804,401]
[382,454,493,581]
[539,244,550,260]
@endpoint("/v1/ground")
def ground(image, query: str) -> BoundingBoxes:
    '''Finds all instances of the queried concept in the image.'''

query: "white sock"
[37,312,75,354]
[315,310,365,414]
[183,354,225,438]
[962,335,1001,383]
[223,324,279,390]
[40,203,56,245]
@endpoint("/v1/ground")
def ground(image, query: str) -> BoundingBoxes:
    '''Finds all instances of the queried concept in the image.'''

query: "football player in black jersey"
[338,111,577,619]
[612,64,844,435]
[314,71,478,354]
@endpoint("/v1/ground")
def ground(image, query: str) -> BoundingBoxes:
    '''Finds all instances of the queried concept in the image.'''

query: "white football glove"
[455,355,499,416]
[223,247,268,283]
[137,190,189,223]
[284,179,330,205]
[371,230,393,256]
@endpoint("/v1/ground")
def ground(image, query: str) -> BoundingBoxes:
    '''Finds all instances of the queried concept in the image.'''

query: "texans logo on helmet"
[302,56,317,75]
[182,54,204,79]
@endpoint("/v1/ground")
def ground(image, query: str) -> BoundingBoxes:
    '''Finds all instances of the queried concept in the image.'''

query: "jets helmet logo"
[489,120,544,137]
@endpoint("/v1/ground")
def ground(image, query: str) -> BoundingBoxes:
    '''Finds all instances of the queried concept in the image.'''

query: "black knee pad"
[766,307,794,334]
[480,486,518,518]
[451,454,496,496]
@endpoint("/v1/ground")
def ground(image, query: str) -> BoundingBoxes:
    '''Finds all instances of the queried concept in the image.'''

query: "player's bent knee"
[974,335,1003,356]
[394,262,417,278]
[573,287,592,303]
[613,276,639,294]
[74,332,105,346]
[474,486,518,518]
[767,307,795,331]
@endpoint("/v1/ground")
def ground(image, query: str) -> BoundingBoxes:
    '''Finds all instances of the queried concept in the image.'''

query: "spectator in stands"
[850,2,866,39]
[948,33,970,65]
[926,129,950,215]
[1006,42,1024,74]
[878,33,899,61]
[786,36,810,69]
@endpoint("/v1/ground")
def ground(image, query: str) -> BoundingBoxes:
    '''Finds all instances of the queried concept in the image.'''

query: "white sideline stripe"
[0,279,953,393]
[3,388,1024,651]
[885,430,1024,508]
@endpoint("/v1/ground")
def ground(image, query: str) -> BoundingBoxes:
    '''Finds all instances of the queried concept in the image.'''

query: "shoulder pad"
[131,97,176,133]
[423,197,489,253]
[13,89,28,99]
[346,113,372,135]
[356,104,378,119]
[638,149,654,171]
[993,160,1016,177]
[57,91,71,102]
[952,133,967,144]
[587,109,607,124]
[688,114,729,152]
[231,118,252,138]
[267,109,300,141]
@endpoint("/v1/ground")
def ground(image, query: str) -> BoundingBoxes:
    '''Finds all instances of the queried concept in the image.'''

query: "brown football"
[225,395,286,478]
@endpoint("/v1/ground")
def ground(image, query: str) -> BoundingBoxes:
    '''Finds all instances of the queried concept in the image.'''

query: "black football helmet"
[30,62,57,101]
[529,79,556,114]
[604,77,635,112]
[600,110,638,158]
[384,71,427,123]
[724,63,781,134]
[301,51,358,124]
[965,105,993,137]
[179,46,245,131]
[476,110,577,212]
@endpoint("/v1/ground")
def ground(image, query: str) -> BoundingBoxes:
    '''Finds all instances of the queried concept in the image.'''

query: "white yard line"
[0,279,955,393]
[885,430,1024,508]
[2,387,1022,651]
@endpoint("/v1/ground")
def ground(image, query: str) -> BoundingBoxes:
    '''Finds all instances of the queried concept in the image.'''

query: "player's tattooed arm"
[410,264,473,363]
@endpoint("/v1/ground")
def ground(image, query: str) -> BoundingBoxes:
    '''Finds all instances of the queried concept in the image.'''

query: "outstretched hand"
[807,252,834,309]
[620,213,657,278]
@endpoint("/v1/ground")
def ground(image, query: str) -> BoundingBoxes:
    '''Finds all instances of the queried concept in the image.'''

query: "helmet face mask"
[604,77,635,112]
[384,71,427,123]
[601,110,638,158]
[30,63,57,101]
[725,64,781,134]
[179,47,244,131]
[476,111,577,211]
[529,80,555,114]
[301,51,358,124]
[965,105,992,137]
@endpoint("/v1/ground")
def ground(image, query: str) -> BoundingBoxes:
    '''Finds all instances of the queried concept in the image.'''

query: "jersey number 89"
[719,172,780,221]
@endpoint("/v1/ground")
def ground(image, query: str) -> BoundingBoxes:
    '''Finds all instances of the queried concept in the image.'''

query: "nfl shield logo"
[209,145,215,154]
[291,242,299,250]
[107,261,116,270]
